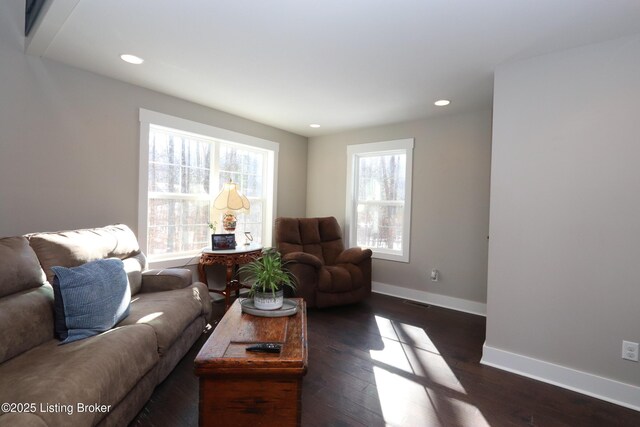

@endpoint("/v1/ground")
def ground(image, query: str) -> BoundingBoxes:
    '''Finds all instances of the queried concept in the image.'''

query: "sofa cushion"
[0,413,48,427]
[0,236,46,298]
[27,224,142,283]
[0,325,158,427]
[0,286,54,364]
[118,282,209,356]
[52,259,131,344]
[139,268,193,293]
[122,252,147,295]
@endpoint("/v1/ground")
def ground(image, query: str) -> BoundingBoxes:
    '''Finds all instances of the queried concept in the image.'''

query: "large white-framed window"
[346,139,414,262]
[139,109,278,268]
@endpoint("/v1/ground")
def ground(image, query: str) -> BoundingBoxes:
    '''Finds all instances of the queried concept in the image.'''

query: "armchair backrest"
[275,217,345,266]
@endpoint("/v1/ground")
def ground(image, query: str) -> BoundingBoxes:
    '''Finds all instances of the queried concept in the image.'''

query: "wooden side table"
[195,298,308,427]
[198,245,262,310]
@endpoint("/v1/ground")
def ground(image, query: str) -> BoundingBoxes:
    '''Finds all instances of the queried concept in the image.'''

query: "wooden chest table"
[194,298,308,427]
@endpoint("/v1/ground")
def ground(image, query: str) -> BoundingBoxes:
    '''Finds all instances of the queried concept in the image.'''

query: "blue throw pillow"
[51,258,131,344]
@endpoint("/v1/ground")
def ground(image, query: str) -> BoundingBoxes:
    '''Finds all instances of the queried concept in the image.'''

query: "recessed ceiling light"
[120,54,144,65]
[309,124,321,128]
[434,99,450,106]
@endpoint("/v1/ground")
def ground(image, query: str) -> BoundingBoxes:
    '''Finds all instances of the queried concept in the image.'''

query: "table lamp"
[212,179,250,233]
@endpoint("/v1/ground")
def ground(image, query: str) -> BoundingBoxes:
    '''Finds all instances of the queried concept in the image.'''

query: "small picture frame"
[212,233,236,250]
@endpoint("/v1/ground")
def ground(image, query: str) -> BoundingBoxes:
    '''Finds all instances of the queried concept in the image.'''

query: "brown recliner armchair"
[275,216,372,308]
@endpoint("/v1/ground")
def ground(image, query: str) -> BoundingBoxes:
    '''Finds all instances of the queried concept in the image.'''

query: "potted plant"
[238,248,296,310]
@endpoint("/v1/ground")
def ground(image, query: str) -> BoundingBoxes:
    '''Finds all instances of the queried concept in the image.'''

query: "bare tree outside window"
[347,139,413,262]
[356,153,406,251]
[147,130,211,257]
[146,127,268,259]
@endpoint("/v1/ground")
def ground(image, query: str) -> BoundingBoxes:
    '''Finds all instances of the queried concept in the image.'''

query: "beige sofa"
[0,225,211,427]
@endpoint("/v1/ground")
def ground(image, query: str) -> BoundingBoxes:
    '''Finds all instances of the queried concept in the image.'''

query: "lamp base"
[222,212,237,232]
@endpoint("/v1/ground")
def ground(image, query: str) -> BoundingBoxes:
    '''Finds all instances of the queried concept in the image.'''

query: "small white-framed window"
[139,109,278,267]
[346,139,414,262]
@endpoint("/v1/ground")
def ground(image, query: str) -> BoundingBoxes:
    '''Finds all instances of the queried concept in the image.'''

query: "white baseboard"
[481,344,640,412]
[371,281,486,316]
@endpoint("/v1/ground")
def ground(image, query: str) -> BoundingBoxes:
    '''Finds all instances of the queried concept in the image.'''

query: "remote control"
[246,343,282,353]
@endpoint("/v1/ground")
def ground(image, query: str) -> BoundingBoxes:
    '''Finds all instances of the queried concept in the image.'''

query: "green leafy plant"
[238,248,297,296]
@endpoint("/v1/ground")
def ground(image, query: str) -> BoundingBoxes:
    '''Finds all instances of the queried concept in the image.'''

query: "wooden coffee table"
[194,298,308,427]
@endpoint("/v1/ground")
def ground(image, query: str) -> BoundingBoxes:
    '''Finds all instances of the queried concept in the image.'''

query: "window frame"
[345,138,414,263]
[215,140,271,248]
[139,109,278,268]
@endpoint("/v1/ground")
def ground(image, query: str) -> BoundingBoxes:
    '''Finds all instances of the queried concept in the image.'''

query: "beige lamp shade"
[212,180,250,213]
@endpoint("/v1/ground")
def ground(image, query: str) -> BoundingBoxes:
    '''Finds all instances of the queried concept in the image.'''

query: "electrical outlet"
[622,341,639,362]
[430,269,439,282]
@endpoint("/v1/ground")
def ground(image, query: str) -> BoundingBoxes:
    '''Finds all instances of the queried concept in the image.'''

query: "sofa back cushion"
[0,236,46,298]
[275,217,345,266]
[0,236,52,363]
[27,224,146,294]
[122,252,146,295]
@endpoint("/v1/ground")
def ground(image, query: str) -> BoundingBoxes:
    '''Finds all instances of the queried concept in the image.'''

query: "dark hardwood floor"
[130,293,640,426]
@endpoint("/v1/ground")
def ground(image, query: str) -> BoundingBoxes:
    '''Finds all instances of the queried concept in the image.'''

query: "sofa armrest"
[335,247,373,265]
[282,252,323,269]
[140,268,193,293]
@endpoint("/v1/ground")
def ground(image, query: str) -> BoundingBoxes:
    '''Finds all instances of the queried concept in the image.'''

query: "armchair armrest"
[336,247,373,265]
[282,252,323,269]
[140,268,193,293]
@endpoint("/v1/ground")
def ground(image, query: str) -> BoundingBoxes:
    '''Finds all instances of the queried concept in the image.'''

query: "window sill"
[371,251,410,263]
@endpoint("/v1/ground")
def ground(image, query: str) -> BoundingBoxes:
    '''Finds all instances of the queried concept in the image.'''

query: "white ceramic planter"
[253,289,284,310]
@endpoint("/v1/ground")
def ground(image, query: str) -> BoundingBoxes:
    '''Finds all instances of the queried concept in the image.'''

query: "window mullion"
[356,200,405,206]
[148,192,210,201]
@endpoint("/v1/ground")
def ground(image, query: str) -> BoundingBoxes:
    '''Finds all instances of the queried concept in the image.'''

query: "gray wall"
[307,110,492,305]
[0,0,307,238]
[486,34,640,386]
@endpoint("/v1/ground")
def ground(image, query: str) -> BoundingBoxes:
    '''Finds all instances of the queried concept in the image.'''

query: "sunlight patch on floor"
[373,315,439,353]
[369,337,413,372]
[371,316,466,393]
[372,365,442,427]
[371,315,490,427]
[429,390,491,427]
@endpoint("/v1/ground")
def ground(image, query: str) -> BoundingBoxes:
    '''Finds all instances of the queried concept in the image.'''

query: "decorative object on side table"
[212,233,236,250]
[243,231,253,246]
[238,248,297,311]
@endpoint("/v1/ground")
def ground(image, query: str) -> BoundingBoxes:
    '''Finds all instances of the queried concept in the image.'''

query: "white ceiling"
[27,0,640,137]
